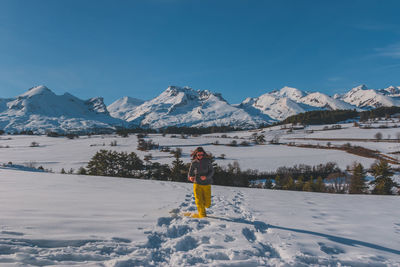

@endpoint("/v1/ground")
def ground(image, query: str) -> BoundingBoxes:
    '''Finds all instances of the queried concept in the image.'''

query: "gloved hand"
[188,176,195,182]
[200,176,207,181]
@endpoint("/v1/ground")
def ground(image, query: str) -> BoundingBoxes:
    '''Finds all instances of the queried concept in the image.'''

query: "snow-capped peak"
[382,86,400,95]
[239,86,359,121]
[340,84,400,108]
[108,96,144,109]
[276,86,306,101]
[108,96,145,120]
[164,85,189,96]
[162,86,224,101]
[333,93,342,99]
[19,85,54,98]
[301,92,356,110]
[122,86,267,128]
[121,96,144,106]
[0,86,124,134]
[350,84,368,92]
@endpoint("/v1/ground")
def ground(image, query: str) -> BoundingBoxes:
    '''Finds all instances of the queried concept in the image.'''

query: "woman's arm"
[188,162,195,182]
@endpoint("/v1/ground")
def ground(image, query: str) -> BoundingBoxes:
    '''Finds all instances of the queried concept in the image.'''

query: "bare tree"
[325,172,350,193]
[374,132,383,141]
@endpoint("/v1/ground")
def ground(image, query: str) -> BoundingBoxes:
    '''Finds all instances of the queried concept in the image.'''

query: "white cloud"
[375,42,400,58]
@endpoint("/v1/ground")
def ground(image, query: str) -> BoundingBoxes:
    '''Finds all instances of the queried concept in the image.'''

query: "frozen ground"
[0,122,395,174]
[0,168,399,266]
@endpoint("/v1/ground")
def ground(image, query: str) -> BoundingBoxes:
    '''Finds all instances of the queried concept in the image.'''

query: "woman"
[188,147,214,218]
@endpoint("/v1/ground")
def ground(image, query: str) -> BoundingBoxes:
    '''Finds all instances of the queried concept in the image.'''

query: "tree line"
[263,160,399,195]
[115,125,249,137]
[79,149,399,195]
[279,106,400,126]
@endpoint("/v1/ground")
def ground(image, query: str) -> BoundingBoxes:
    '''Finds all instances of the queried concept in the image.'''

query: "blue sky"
[0,0,399,105]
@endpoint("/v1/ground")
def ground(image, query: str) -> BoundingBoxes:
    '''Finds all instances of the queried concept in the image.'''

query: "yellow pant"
[193,184,211,217]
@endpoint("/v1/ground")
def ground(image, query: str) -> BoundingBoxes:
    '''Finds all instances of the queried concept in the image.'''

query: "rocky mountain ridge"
[1,84,400,133]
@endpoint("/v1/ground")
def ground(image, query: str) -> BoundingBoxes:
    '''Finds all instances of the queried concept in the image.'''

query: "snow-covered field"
[0,168,399,266]
[2,122,399,174]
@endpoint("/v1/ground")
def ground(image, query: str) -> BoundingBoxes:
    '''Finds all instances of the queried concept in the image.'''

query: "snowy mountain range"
[334,85,400,108]
[0,86,125,134]
[1,84,400,133]
[238,86,357,121]
[118,86,270,128]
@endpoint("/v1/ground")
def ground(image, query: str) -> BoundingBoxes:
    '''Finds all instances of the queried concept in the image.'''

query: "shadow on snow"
[207,216,400,256]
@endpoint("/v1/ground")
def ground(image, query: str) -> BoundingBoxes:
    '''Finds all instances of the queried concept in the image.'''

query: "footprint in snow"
[224,235,235,242]
[242,227,256,243]
[318,242,345,255]
[175,236,198,252]
[157,217,174,227]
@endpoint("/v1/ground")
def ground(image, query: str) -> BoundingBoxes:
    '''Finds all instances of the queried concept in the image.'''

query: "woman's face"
[196,152,204,159]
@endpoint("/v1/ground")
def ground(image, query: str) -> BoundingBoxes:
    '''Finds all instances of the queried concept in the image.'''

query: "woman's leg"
[204,185,211,209]
[193,184,206,217]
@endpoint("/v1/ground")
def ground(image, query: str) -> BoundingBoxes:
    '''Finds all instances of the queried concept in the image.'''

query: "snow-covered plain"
[0,132,376,173]
[0,168,399,266]
[2,121,400,174]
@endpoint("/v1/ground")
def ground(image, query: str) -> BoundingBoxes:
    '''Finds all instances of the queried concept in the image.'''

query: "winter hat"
[196,147,205,153]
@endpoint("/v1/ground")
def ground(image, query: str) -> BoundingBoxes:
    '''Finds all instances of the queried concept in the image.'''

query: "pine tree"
[303,176,314,192]
[283,176,295,190]
[170,149,187,182]
[255,134,266,145]
[274,174,282,190]
[370,160,396,195]
[349,163,367,194]
[314,176,326,192]
[295,175,304,191]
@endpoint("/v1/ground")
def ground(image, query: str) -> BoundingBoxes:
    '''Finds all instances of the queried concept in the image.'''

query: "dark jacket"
[188,157,214,185]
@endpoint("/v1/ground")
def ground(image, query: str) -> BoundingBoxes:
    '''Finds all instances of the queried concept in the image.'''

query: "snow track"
[108,188,284,267]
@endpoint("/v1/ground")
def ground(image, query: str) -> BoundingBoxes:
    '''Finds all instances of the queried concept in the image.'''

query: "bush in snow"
[86,150,144,178]
[77,167,87,175]
[30,142,39,147]
[137,138,158,151]
[240,141,250,146]
[228,140,237,147]
[374,132,383,140]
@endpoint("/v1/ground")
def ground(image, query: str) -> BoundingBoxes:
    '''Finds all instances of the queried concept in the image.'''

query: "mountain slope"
[380,85,400,96]
[339,85,400,108]
[123,86,271,128]
[0,86,125,133]
[239,87,357,121]
[107,96,145,120]
[301,92,357,110]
